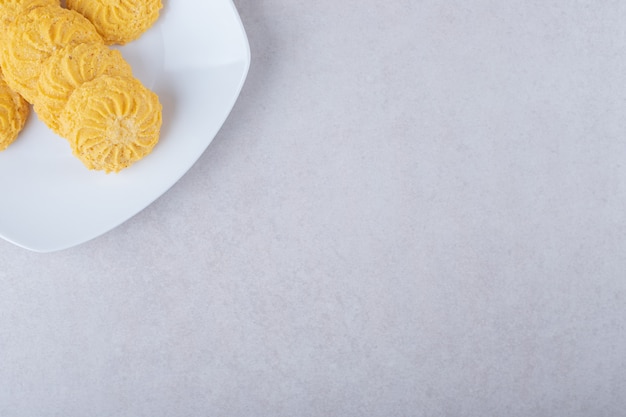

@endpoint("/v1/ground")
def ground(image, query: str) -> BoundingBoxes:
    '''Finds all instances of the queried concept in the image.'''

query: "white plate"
[0,0,250,252]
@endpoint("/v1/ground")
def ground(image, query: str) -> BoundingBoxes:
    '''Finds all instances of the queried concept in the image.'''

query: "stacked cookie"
[0,0,162,173]
[0,0,49,150]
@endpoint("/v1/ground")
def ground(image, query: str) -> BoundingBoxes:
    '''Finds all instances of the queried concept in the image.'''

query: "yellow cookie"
[0,4,103,103]
[0,0,58,26]
[60,75,162,173]
[66,0,162,45]
[0,69,29,151]
[35,42,132,133]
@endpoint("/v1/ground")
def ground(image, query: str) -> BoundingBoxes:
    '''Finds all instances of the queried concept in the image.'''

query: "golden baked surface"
[60,75,162,173]
[0,0,59,25]
[35,42,132,133]
[66,0,162,45]
[0,69,29,151]
[0,1,162,171]
[0,4,102,102]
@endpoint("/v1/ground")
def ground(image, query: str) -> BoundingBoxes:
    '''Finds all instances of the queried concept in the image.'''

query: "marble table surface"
[1,0,625,415]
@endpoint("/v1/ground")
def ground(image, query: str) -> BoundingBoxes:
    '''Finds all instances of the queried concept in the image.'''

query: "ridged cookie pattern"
[0,2,162,171]
[35,42,133,133]
[66,0,162,45]
[60,75,162,173]
[0,69,29,151]
[0,0,59,25]
[0,5,103,103]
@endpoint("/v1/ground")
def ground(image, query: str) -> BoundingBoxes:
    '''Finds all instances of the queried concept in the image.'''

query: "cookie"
[0,69,29,151]
[35,42,132,133]
[0,4,102,102]
[66,0,162,45]
[60,75,162,172]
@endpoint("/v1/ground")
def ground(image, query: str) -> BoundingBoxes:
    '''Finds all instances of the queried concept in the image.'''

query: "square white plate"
[0,0,250,252]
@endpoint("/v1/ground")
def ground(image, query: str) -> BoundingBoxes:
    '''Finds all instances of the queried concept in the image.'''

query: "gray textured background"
[2,0,626,415]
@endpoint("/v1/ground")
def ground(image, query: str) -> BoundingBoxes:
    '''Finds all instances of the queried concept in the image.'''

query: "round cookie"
[0,4,103,103]
[66,0,162,45]
[60,75,162,173]
[35,42,132,133]
[0,69,30,151]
